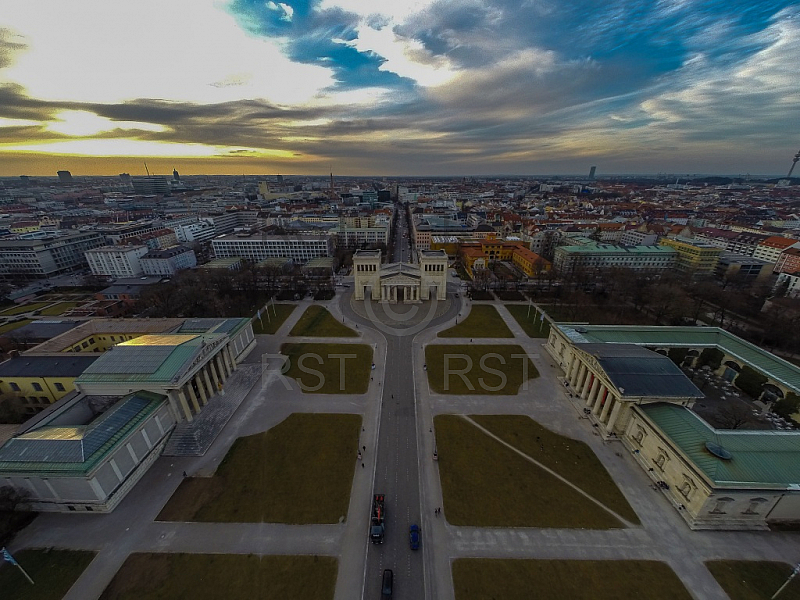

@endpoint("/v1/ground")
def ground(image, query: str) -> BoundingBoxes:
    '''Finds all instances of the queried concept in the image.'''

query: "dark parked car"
[381,569,393,599]
[409,524,420,550]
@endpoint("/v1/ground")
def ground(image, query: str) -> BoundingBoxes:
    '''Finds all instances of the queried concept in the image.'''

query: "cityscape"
[3,0,800,599]
[0,171,798,600]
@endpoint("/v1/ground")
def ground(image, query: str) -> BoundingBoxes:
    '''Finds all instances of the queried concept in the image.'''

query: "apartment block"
[85,245,149,279]
[212,232,333,262]
[0,231,106,278]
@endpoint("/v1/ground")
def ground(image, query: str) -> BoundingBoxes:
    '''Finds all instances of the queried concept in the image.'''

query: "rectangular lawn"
[434,415,623,528]
[39,302,80,316]
[289,306,357,337]
[99,553,337,600]
[0,549,96,600]
[438,305,513,338]
[505,304,551,338]
[471,414,639,524]
[426,344,537,395]
[158,413,361,523]
[281,342,372,393]
[706,560,800,600]
[252,304,295,334]
[0,302,51,316]
[453,559,692,600]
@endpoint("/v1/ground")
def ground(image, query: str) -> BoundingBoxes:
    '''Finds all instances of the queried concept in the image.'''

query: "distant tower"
[173,168,180,182]
[589,166,596,179]
[330,171,335,203]
[57,170,73,183]
[788,150,800,178]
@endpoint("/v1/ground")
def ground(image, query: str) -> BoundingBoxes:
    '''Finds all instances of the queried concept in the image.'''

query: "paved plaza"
[7,290,800,600]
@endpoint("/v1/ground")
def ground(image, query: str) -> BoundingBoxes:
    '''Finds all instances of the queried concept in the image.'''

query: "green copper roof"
[0,390,167,476]
[76,334,224,385]
[639,403,800,489]
[556,324,800,394]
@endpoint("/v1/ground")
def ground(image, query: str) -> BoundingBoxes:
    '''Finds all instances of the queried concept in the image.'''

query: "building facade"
[0,231,105,278]
[140,245,197,277]
[553,243,676,273]
[0,390,176,512]
[85,245,149,279]
[353,249,448,302]
[212,232,334,262]
[659,237,722,274]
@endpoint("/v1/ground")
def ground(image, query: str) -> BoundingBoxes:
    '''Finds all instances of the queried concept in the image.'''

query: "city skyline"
[0,0,798,177]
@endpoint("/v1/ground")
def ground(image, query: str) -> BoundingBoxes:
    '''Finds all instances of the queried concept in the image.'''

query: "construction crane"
[788,150,800,178]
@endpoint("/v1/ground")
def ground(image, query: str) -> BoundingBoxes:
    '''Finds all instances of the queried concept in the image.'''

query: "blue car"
[409,524,420,550]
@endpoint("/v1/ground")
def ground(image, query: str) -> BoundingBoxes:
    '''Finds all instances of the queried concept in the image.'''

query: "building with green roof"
[628,403,800,530]
[546,322,800,530]
[0,390,175,512]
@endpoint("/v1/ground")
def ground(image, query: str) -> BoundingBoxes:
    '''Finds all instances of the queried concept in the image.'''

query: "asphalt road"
[359,205,457,600]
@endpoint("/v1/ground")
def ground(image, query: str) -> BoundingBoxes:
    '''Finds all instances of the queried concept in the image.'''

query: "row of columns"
[382,284,419,302]
[172,344,237,422]
[566,353,624,434]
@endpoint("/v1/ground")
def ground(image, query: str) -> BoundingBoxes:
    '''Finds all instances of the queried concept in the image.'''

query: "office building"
[212,232,333,262]
[85,245,149,279]
[0,231,106,278]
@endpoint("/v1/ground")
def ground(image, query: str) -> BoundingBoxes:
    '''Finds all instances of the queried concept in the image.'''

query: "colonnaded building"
[0,317,256,512]
[546,323,800,530]
[352,249,448,303]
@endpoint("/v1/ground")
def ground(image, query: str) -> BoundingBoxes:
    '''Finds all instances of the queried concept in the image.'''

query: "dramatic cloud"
[0,0,798,175]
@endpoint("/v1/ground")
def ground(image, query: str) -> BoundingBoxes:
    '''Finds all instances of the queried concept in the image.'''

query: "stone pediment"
[380,273,420,285]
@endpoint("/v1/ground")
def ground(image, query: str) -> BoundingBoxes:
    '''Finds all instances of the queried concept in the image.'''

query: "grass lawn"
[425,344,538,395]
[434,415,623,528]
[0,548,96,600]
[505,304,552,338]
[706,561,800,600]
[0,302,51,316]
[251,304,295,334]
[99,553,337,600]
[38,302,80,316]
[289,306,357,337]
[281,343,372,394]
[0,319,33,334]
[158,413,361,523]
[452,559,692,600]
[471,415,639,524]
[439,305,513,338]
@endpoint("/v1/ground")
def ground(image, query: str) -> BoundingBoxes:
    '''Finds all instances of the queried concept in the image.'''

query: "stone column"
[600,394,614,422]
[592,387,606,415]
[580,372,594,399]
[572,362,584,387]
[176,390,193,422]
[202,367,215,400]
[569,362,580,387]
[225,345,237,372]
[216,354,229,381]
[607,399,624,433]
[183,384,200,413]
[208,359,223,394]
[586,378,600,406]
[195,374,208,405]
[187,381,202,411]
[216,353,230,379]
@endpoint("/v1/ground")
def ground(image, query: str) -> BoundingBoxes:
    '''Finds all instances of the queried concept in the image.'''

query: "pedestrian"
[362,463,365,468]
[363,445,366,452]
[183,471,187,477]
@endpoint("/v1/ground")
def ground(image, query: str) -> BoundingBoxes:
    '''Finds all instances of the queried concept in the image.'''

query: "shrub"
[734,365,768,399]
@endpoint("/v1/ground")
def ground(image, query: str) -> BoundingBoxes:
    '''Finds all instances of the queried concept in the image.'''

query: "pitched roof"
[576,343,703,398]
[0,355,99,378]
[0,390,167,473]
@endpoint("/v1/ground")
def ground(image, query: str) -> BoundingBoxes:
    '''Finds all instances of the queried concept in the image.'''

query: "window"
[40,396,48,403]
[9,382,20,392]
[55,382,65,391]
[678,476,695,501]
[32,382,43,391]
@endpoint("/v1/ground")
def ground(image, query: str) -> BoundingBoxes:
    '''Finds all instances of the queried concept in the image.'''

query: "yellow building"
[659,237,722,274]
[512,246,551,277]
[0,355,100,415]
[460,245,487,278]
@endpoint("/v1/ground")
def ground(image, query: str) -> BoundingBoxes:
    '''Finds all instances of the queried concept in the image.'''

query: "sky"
[0,0,798,177]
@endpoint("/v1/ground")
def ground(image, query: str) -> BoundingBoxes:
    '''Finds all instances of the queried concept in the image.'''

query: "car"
[409,524,420,550]
[381,569,393,599]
